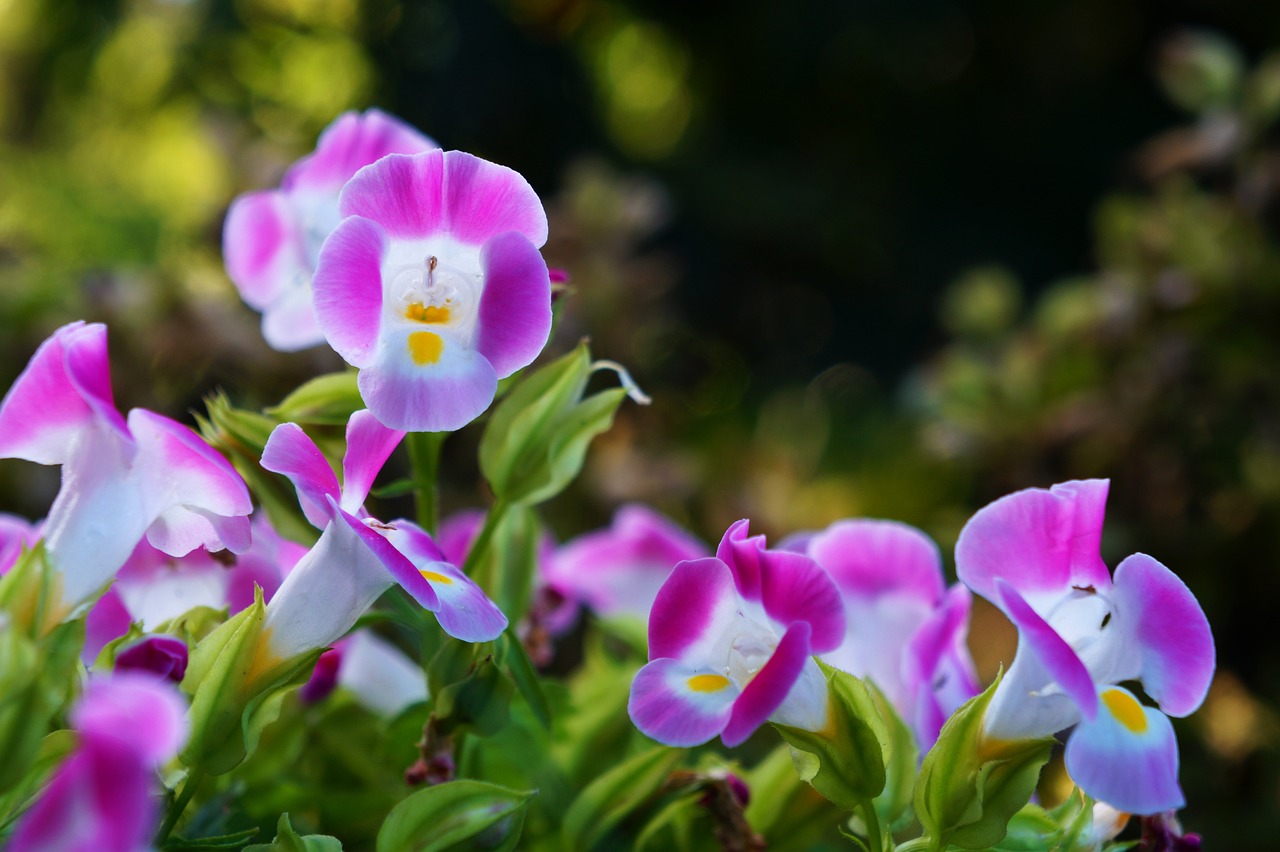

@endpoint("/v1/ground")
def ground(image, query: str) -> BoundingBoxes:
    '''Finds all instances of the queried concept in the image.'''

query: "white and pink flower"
[223,109,437,351]
[956,479,1215,814]
[312,149,552,432]
[0,322,253,618]
[628,520,845,747]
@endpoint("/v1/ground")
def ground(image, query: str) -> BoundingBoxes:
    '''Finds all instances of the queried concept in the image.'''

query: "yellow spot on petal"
[419,569,454,585]
[407,331,443,365]
[1103,688,1149,733]
[405,303,451,324]
[687,673,730,693]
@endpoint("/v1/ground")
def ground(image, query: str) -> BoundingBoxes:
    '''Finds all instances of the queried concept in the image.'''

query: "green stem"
[155,768,204,845]
[859,799,884,852]
[461,498,510,578]
[407,431,446,536]
[891,840,934,852]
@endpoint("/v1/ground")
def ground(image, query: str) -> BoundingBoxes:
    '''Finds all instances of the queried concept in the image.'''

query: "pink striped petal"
[648,556,739,661]
[722,621,812,747]
[758,549,845,654]
[283,109,437,194]
[313,216,387,368]
[1113,553,1215,717]
[128,410,252,556]
[1065,687,1184,814]
[957,480,1113,607]
[339,150,547,247]
[0,322,129,465]
[329,504,440,612]
[808,519,945,604]
[472,231,552,377]
[357,328,498,432]
[340,409,405,513]
[997,579,1099,721]
[261,422,342,529]
[630,657,739,747]
[716,519,767,603]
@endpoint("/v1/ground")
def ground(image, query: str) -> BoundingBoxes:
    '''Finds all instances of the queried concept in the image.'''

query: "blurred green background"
[1,0,1278,845]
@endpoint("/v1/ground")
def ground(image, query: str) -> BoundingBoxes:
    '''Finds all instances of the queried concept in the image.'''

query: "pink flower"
[956,479,1215,814]
[547,504,708,622]
[628,520,845,747]
[223,110,437,351]
[258,410,506,666]
[9,673,188,852]
[0,513,40,574]
[0,322,252,617]
[312,149,552,431]
[798,519,979,750]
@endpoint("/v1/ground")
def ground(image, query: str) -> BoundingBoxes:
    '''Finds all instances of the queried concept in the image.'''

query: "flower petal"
[956,479,1113,607]
[337,629,429,716]
[340,410,405,513]
[716,519,767,602]
[72,673,189,765]
[808,519,945,604]
[313,215,388,368]
[339,150,548,247]
[1113,553,1215,717]
[328,504,441,612]
[261,422,342,529]
[629,657,738,747]
[384,520,507,642]
[1065,686,1184,815]
[283,109,437,194]
[997,579,1099,721]
[472,231,551,377]
[260,279,325,352]
[648,556,739,661]
[0,321,129,465]
[722,621,812,747]
[758,549,845,654]
[357,327,498,432]
[222,190,303,310]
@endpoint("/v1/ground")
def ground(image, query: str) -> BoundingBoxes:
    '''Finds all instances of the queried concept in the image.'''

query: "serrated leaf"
[375,780,534,852]
[561,745,681,851]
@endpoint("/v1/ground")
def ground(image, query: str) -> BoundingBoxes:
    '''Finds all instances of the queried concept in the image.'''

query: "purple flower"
[9,672,187,852]
[956,480,1215,814]
[0,513,40,574]
[0,322,252,617]
[299,630,427,716]
[259,410,506,666]
[312,149,552,431]
[547,504,708,622]
[114,634,189,682]
[799,519,980,749]
[223,109,437,351]
[628,520,845,747]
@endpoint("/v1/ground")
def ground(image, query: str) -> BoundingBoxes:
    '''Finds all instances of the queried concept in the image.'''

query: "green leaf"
[375,780,535,852]
[0,729,76,828]
[433,655,514,738]
[241,814,342,852]
[772,661,888,811]
[991,803,1064,851]
[495,627,552,730]
[266,372,363,425]
[867,682,917,831]
[561,745,682,851]
[166,827,265,851]
[913,673,1054,850]
[467,504,542,624]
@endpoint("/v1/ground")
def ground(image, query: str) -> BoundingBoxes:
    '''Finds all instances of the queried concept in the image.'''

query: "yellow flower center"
[419,569,454,585]
[687,673,731,693]
[407,331,443,365]
[1102,688,1149,733]
[405,303,451,324]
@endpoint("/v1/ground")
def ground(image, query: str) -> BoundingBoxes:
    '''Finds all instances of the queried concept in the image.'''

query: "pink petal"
[0,513,39,575]
[629,657,739,747]
[956,480,1113,607]
[648,556,739,661]
[338,150,548,247]
[716,519,768,603]
[808,519,945,604]
[722,621,812,747]
[83,587,133,665]
[73,673,189,765]
[260,281,326,352]
[261,422,342,529]
[472,231,552,378]
[128,410,253,556]
[222,190,302,309]
[1113,553,1215,717]
[758,549,845,654]
[283,109,437,194]
[329,504,441,612]
[313,215,387,368]
[357,328,498,432]
[997,579,1099,721]
[386,522,506,641]
[340,409,405,513]
[1065,687,1184,815]
[0,322,129,465]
